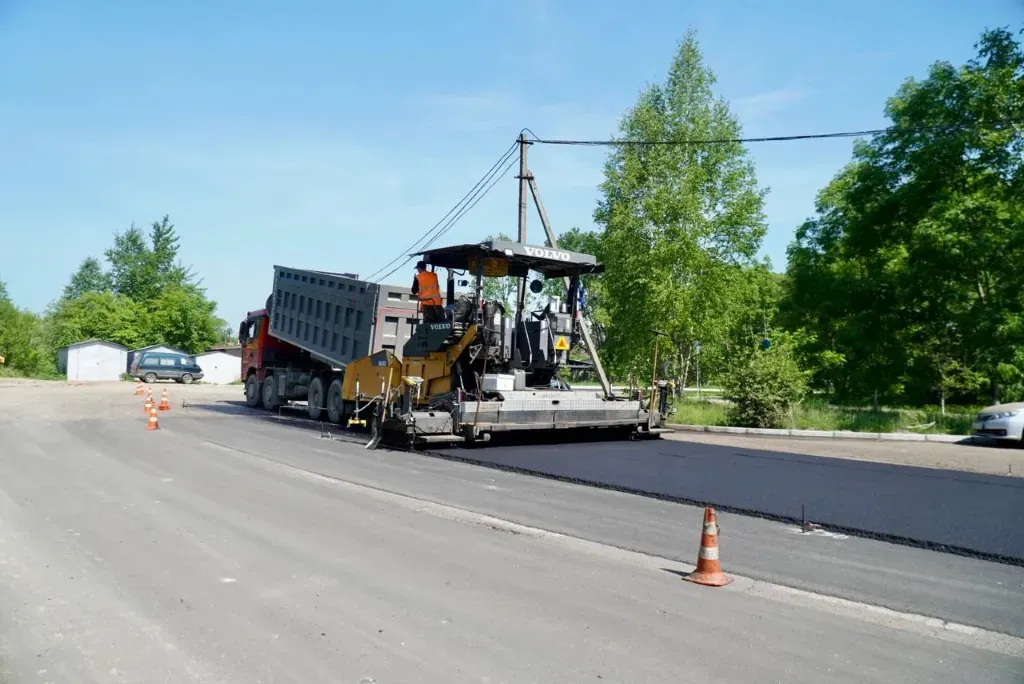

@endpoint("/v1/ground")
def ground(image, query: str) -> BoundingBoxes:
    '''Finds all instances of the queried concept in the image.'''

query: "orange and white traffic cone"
[158,388,170,411]
[135,380,144,395]
[144,394,153,414]
[147,405,160,431]
[682,507,733,587]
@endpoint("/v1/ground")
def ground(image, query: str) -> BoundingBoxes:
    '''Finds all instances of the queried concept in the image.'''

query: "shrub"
[723,337,808,429]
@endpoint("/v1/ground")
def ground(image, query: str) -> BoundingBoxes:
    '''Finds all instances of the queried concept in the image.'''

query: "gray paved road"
[433,435,1024,561]
[1,388,1022,682]
[183,408,1024,639]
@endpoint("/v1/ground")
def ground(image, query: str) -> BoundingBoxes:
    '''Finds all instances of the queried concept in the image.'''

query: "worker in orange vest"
[412,261,445,322]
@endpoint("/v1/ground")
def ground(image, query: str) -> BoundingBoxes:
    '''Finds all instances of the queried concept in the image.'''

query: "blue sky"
[1,0,1020,326]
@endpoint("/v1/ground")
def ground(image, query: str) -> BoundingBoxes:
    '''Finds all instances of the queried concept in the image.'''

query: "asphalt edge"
[668,423,976,444]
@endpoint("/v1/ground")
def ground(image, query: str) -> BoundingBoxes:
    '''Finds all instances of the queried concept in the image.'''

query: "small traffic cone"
[158,388,170,411]
[147,405,160,431]
[144,394,153,414]
[135,381,144,395]
[682,507,733,587]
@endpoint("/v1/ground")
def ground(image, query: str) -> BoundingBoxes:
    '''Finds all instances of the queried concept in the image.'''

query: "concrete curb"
[668,423,975,444]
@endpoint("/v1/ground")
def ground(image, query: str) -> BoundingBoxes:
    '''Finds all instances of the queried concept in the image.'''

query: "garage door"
[74,346,115,381]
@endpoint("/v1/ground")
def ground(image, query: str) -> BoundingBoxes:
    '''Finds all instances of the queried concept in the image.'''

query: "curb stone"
[668,423,974,444]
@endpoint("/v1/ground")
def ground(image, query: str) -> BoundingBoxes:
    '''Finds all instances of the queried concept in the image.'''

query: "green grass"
[0,366,63,381]
[670,396,974,435]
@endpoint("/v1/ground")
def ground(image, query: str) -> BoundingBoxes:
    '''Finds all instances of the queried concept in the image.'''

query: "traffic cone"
[158,388,170,411]
[144,395,153,414]
[147,405,160,431]
[135,381,143,395]
[682,507,733,587]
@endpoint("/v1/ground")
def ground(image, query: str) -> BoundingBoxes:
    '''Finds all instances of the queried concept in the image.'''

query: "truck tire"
[261,373,280,410]
[326,377,344,425]
[245,374,261,408]
[308,376,325,421]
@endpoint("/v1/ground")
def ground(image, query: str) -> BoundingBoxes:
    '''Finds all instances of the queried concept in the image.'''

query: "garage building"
[194,346,243,385]
[57,339,128,382]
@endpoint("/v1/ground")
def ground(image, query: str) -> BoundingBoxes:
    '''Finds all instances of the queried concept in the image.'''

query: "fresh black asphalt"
[435,436,1024,562]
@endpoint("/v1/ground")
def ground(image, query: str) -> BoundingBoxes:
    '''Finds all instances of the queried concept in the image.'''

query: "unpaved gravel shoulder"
[664,430,1023,477]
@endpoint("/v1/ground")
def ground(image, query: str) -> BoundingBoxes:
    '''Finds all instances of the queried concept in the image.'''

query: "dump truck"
[239,238,668,448]
[237,267,404,423]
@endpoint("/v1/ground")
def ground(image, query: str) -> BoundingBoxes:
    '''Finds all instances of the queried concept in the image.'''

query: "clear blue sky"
[1,0,1019,327]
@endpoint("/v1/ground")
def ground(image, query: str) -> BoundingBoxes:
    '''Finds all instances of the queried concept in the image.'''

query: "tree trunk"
[679,346,691,397]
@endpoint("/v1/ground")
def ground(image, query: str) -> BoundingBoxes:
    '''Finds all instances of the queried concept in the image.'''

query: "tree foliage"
[0,282,46,375]
[781,26,1024,405]
[590,30,771,384]
[480,231,548,314]
[480,232,520,313]
[2,215,227,377]
[63,257,112,300]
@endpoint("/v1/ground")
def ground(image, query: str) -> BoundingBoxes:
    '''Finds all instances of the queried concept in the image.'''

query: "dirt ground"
[3,378,1020,477]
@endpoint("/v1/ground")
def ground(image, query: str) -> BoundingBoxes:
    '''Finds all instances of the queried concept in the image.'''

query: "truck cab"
[238,308,318,409]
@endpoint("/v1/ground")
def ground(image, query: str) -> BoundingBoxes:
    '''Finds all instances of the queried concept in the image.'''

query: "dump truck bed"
[268,265,381,368]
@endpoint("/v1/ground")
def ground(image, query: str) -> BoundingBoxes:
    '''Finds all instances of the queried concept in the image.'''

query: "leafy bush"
[723,336,808,429]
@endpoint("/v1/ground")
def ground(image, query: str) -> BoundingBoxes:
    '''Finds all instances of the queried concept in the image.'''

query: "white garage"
[59,339,128,382]
[194,347,242,385]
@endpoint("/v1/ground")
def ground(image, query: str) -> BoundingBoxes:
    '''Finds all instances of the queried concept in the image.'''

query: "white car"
[971,402,1024,442]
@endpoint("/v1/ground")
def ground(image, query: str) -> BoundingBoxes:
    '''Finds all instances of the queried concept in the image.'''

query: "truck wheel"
[326,377,344,425]
[245,374,261,408]
[261,374,280,410]
[308,377,325,421]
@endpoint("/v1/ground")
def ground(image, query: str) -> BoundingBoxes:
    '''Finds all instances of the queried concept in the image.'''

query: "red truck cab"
[238,308,310,408]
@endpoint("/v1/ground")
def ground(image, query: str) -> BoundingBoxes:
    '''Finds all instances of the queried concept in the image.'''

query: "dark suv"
[131,351,205,384]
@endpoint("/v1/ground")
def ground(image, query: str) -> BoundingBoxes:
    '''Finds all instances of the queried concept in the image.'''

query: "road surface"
[0,382,1021,683]
[433,434,1024,562]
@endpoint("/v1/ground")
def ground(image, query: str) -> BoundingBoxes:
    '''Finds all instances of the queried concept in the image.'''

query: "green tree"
[481,232,519,313]
[480,232,548,314]
[0,281,44,375]
[63,257,112,299]
[105,215,195,302]
[105,224,153,301]
[723,332,808,429]
[48,290,147,350]
[592,29,769,384]
[782,27,1024,405]
[147,284,222,354]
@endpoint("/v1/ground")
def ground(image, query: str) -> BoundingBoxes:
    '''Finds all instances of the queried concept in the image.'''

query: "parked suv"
[131,351,205,384]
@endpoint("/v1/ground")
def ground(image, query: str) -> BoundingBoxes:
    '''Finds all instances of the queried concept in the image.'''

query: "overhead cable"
[373,153,519,285]
[367,142,519,284]
[527,118,1023,147]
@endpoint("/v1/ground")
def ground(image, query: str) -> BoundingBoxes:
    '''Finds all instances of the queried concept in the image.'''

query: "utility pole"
[512,133,529,369]
[515,133,529,312]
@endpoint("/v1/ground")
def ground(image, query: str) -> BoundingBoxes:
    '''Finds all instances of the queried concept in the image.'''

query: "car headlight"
[986,410,1020,419]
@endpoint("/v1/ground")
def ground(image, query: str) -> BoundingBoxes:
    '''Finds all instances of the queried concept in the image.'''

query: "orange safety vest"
[415,270,443,307]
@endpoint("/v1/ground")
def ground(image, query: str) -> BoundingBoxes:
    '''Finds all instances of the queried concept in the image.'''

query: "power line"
[368,144,520,284]
[364,141,518,283]
[527,118,1023,147]
[423,154,519,252]
[374,154,519,285]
